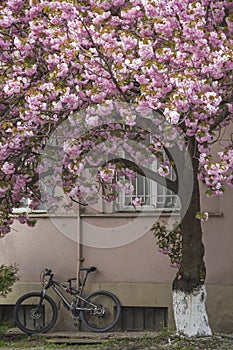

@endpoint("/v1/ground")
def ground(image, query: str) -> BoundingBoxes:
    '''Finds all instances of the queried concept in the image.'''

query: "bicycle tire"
[80,290,121,332]
[13,292,58,334]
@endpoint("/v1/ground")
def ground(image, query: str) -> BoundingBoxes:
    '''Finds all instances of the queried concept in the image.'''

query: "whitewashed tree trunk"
[172,285,212,336]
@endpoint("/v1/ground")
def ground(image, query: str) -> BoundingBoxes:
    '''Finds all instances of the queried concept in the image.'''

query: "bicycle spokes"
[13,293,58,334]
[81,291,121,332]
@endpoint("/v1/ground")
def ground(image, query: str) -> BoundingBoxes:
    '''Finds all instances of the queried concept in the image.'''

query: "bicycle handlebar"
[40,269,54,286]
[44,269,52,276]
[40,266,97,287]
[80,266,97,273]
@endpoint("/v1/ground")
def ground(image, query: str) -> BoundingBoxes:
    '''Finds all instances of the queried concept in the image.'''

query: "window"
[115,160,180,211]
[13,198,47,214]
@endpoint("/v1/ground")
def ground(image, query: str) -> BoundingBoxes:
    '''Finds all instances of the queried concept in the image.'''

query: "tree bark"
[172,139,212,336]
[172,285,211,336]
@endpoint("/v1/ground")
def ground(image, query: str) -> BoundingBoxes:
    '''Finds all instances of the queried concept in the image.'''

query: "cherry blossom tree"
[0,0,233,336]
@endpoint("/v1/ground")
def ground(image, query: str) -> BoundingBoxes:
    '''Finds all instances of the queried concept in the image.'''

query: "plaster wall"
[0,185,233,333]
[0,217,78,281]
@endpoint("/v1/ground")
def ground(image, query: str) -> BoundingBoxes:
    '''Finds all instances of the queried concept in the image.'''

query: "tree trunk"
[172,285,211,336]
[172,141,212,336]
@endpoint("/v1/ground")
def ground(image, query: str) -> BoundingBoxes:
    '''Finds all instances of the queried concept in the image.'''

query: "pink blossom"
[164,109,180,124]
[1,162,15,174]
[139,42,154,60]
[125,114,136,126]
[158,165,170,177]
[124,183,134,194]
[85,115,99,127]
[99,168,115,182]
[132,197,143,207]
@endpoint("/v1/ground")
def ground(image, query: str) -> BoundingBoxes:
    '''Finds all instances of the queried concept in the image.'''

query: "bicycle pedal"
[72,319,80,327]
[72,315,81,321]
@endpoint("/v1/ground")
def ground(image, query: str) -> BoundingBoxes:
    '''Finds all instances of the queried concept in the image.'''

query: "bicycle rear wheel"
[13,292,58,334]
[80,290,121,332]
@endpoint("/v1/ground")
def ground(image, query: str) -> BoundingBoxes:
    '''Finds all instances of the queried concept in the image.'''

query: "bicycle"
[13,267,121,334]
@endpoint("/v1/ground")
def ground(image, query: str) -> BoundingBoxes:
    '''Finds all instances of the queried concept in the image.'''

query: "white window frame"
[13,198,47,214]
[114,159,180,212]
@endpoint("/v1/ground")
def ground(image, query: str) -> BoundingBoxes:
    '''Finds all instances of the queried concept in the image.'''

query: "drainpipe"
[76,203,83,284]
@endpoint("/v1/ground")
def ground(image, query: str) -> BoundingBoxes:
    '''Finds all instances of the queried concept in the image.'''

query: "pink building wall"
[0,170,233,332]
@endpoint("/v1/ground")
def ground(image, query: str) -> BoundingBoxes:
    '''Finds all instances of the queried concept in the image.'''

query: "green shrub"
[0,264,18,297]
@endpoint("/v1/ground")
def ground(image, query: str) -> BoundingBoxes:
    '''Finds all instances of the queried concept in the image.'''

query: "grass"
[0,329,233,349]
[0,321,14,334]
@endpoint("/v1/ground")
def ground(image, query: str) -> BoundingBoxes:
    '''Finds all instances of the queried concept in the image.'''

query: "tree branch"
[210,98,233,131]
[109,157,179,194]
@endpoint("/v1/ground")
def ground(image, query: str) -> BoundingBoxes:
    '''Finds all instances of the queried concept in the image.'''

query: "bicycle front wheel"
[13,292,58,334]
[80,290,121,332]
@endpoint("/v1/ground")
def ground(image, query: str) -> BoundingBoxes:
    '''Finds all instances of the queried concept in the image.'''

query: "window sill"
[80,210,181,218]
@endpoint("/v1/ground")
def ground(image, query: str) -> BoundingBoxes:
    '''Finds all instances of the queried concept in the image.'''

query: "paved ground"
[1,330,233,349]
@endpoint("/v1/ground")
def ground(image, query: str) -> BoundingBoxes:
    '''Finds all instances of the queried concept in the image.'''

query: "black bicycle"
[13,267,121,334]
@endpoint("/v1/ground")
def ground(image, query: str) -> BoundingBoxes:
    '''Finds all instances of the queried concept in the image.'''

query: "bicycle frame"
[41,269,98,313]
[49,282,97,312]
